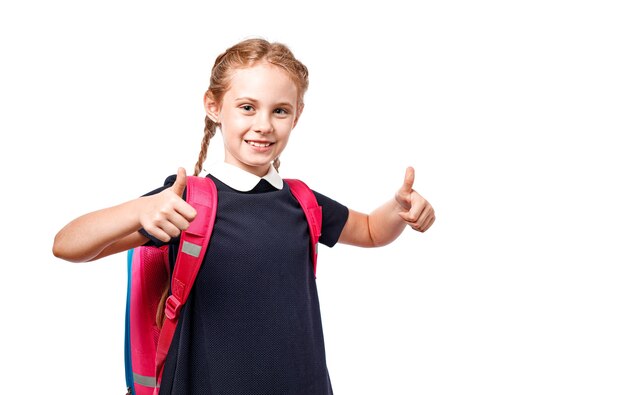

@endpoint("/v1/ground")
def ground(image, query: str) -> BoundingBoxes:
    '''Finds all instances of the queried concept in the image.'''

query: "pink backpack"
[124,176,322,395]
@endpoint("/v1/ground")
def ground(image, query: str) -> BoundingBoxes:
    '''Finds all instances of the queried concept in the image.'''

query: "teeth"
[247,141,271,147]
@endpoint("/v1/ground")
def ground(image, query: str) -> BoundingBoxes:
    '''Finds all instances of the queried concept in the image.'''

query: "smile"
[245,140,274,148]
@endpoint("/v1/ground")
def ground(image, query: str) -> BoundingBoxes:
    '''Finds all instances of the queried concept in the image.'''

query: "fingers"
[167,167,197,223]
[399,209,435,232]
[144,210,193,242]
[400,167,415,195]
[423,213,436,231]
[171,167,188,197]
[395,166,417,210]
[396,166,435,232]
[143,221,182,243]
[174,198,197,223]
[398,193,435,233]
[140,167,197,242]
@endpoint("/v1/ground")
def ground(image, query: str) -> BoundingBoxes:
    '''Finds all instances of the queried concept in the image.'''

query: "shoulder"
[141,174,177,197]
[289,181,349,248]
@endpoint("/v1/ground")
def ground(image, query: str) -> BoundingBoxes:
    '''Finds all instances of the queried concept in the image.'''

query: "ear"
[204,92,221,123]
[292,103,305,129]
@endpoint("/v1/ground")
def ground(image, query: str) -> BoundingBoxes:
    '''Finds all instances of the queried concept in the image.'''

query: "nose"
[253,112,274,134]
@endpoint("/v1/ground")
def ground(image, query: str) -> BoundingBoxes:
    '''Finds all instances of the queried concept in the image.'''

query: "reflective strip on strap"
[133,372,158,388]
[181,241,201,257]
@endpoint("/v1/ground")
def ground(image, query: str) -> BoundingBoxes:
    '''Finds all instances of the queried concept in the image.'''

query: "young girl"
[53,38,435,395]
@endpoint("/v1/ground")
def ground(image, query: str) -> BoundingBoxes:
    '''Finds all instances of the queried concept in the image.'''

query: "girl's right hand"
[139,167,198,242]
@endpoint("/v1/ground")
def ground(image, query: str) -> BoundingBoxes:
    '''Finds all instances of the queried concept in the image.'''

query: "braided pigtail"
[157,117,216,328]
[155,285,169,329]
[193,115,218,176]
[157,38,310,327]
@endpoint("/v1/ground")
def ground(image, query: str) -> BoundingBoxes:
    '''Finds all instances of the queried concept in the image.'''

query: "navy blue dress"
[143,174,349,395]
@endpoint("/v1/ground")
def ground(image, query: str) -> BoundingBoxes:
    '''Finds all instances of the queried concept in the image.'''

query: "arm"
[52,168,197,263]
[338,167,435,248]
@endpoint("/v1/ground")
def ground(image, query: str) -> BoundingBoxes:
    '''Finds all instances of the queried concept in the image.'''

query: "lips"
[245,140,274,148]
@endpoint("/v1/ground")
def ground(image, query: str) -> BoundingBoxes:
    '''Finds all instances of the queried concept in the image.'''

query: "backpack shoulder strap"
[154,175,218,387]
[284,179,322,277]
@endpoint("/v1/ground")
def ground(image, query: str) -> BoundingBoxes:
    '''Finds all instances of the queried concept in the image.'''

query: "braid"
[273,157,281,172]
[158,115,216,326]
[194,115,218,176]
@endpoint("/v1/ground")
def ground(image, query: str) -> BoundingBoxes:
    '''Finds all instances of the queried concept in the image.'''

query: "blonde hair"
[193,38,309,176]
[157,40,309,327]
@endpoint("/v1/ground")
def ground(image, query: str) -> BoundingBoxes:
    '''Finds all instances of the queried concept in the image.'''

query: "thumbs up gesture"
[139,167,198,242]
[395,167,435,232]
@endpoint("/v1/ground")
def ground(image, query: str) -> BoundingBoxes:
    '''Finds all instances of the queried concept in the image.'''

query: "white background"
[1,1,625,394]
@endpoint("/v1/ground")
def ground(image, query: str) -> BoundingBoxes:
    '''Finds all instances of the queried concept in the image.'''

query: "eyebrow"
[235,97,258,103]
[235,97,294,109]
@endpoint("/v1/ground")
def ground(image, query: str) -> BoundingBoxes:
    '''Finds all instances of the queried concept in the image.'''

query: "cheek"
[221,117,248,138]
[278,117,296,134]
[275,128,292,149]
[222,109,247,126]
[231,115,250,130]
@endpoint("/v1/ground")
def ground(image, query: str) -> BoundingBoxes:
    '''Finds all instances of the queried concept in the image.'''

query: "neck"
[225,161,272,178]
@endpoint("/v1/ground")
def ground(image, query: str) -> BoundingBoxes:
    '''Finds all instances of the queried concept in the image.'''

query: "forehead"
[225,63,298,103]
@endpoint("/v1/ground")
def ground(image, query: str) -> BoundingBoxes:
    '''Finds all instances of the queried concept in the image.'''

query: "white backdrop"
[1,1,625,394]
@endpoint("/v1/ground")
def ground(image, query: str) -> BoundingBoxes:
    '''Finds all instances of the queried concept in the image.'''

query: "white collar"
[208,162,284,191]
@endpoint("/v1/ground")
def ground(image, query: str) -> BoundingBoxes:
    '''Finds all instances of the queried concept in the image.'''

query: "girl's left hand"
[395,167,436,232]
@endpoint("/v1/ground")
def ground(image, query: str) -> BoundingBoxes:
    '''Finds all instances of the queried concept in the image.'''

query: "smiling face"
[205,62,302,177]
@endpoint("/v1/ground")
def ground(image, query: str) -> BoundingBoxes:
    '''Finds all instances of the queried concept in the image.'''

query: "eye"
[241,105,254,112]
[274,108,289,115]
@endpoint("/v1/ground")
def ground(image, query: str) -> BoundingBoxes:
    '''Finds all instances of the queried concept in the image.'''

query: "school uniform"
[142,163,349,395]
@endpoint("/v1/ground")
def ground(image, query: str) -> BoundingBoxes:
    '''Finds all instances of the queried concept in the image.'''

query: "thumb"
[400,166,415,194]
[171,167,188,197]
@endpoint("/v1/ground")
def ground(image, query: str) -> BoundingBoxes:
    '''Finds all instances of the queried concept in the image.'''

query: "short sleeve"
[312,190,349,248]
[142,174,178,197]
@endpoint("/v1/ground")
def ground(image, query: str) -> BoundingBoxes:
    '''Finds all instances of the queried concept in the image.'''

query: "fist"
[140,167,198,242]
[395,167,435,232]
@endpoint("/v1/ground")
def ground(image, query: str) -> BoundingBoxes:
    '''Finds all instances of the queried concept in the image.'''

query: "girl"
[53,38,435,395]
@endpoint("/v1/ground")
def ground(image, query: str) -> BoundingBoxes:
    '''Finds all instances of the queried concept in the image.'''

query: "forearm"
[53,168,196,262]
[338,167,435,247]
[53,198,146,263]
[338,199,407,248]
[367,198,407,247]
